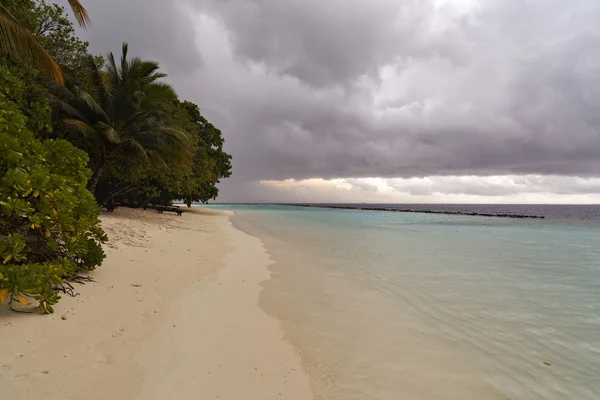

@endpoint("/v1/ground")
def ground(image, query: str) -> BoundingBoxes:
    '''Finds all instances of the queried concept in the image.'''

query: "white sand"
[0,208,313,400]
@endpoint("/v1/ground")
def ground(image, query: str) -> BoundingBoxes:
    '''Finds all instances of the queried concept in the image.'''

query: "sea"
[202,204,600,400]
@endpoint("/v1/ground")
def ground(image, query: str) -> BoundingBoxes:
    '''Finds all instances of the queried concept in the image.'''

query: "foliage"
[0,57,52,132]
[49,43,190,198]
[0,0,90,84]
[0,0,101,133]
[0,98,106,313]
[173,101,231,205]
[64,0,90,28]
[33,0,103,75]
[2,1,231,209]
[96,99,232,207]
[0,0,62,83]
[0,0,232,316]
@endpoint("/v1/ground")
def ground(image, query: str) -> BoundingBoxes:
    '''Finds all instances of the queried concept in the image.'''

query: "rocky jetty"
[283,204,545,219]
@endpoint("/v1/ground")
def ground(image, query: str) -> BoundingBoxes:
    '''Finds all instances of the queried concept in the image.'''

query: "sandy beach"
[0,208,313,400]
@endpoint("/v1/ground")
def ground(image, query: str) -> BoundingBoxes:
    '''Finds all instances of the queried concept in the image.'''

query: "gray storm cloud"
[195,0,433,87]
[77,0,600,200]
[78,0,203,74]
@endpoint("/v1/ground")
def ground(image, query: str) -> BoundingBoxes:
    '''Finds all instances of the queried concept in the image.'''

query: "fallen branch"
[55,281,80,297]
[55,275,94,297]
[66,275,96,284]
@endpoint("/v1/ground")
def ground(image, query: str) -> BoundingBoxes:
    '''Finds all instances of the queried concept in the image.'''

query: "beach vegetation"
[0,0,90,84]
[48,43,190,198]
[0,0,231,313]
[98,99,232,207]
[0,0,101,132]
[0,97,106,313]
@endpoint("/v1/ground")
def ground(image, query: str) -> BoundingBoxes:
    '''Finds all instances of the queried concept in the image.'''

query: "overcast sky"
[77,0,600,203]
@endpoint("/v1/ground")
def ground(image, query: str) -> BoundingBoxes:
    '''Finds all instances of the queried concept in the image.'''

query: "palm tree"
[50,43,190,196]
[0,0,90,84]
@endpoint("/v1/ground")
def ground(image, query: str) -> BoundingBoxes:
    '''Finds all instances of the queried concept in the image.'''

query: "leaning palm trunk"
[87,157,107,195]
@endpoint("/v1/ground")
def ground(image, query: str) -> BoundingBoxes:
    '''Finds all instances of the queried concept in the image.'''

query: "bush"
[0,99,106,313]
[0,59,53,133]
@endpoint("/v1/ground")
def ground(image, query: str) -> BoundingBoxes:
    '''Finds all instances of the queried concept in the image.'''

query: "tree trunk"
[137,197,151,209]
[87,158,106,196]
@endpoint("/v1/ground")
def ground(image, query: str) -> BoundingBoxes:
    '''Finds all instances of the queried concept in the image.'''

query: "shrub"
[0,59,53,133]
[0,99,106,313]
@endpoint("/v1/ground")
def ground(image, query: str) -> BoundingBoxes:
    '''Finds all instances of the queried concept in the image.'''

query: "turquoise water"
[203,205,600,399]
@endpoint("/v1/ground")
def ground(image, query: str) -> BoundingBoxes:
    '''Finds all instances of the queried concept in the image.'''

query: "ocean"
[203,204,600,399]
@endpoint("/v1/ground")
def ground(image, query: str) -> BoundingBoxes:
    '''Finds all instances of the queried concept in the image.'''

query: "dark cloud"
[194,0,444,87]
[77,0,202,75]
[76,0,600,201]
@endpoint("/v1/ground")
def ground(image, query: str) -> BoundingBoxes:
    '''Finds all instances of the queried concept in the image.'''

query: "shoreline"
[229,208,517,400]
[0,208,313,400]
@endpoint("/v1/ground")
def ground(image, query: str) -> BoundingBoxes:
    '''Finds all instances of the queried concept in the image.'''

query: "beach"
[2,205,600,400]
[3,0,598,399]
[0,208,312,400]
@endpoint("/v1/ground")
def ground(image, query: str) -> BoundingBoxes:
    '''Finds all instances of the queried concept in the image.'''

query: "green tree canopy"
[49,43,190,198]
[98,99,232,207]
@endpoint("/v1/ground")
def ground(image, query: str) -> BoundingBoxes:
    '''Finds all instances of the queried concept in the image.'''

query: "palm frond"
[49,42,192,175]
[96,122,121,144]
[145,82,178,103]
[47,80,81,106]
[82,56,109,109]
[134,126,191,165]
[107,50,118,77]
[156,126,190,145]
[131,59,162,80]
[67,0,91,28]
[47,79,104,124]
[132,89,145,105]
[106,49,122,95]
[79,90,108,120]
[123,110,164,134]
[64,118,95,138]
[49,95,87,121]
[47,82,89,120]
[120,42,129,82]
[0,7,63,84]
[145,149,169,168]
[122,138,150,161]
